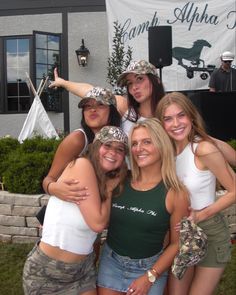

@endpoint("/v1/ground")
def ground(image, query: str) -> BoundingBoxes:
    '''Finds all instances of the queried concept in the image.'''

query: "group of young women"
[23,59,236,295]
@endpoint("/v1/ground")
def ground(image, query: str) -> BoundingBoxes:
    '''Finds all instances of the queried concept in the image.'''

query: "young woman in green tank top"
[97,118,189,295]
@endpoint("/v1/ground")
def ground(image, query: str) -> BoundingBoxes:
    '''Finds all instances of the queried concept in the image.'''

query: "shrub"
[0,137,20,179]
[2,136,62,194]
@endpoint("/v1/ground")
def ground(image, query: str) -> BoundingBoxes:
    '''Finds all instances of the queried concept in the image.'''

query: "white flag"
[18,95,59,143]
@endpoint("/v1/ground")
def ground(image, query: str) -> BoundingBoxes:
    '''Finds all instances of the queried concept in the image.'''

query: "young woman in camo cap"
[23,126,128,295]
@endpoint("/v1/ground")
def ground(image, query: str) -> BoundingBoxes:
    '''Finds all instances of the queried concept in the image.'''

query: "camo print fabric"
[171,217,208,280]
[94,126,128,147]
[117,60,158,86]
[78,86,116,108]
[23,244,96,295]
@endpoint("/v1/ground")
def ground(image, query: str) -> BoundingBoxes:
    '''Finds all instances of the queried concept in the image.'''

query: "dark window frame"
[0,31,62,114]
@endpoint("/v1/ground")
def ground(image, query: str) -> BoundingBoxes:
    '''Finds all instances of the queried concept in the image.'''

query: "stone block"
[0,215,25,226]
[13,206,40,217]
[0,225,38,236]
[0,204,12,215]
[26,217,40,227]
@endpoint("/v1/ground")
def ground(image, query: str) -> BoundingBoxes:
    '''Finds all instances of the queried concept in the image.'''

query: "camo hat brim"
[78,86,116,108]
[117,60,158,87]
[171,217,208,280]
[93,126,128,147]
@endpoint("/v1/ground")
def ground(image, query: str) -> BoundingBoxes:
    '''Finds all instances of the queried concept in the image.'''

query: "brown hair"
[84,141,127,201]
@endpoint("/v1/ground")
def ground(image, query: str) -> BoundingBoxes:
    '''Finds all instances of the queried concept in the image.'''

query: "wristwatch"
[147,270,156,283]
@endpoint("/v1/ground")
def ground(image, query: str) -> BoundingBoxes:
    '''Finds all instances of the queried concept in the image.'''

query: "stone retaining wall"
[0,190,235,244]
[0,191,49,243]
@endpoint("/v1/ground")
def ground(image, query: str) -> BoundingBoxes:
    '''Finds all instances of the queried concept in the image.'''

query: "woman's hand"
[188,207,207,224]
[48,68,65,89]
[126,274,152,295]
[49,179,89,204]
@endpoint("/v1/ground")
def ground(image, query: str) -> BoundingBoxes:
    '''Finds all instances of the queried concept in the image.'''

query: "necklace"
[132,180,161,191]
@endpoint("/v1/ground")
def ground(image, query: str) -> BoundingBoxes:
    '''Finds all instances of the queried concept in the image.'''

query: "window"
[1,32,62,113]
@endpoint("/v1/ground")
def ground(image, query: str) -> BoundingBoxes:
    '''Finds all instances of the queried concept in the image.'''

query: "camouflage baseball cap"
[171,217,208,280]
[78,86,116,108]
[93,126,128,147]
[117,60,158,87]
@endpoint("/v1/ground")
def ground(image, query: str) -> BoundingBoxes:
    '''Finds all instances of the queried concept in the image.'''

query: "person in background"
[23,126,128,295]
[42,86,121,202]
[97,118,190,295]
[156,92,236,295]
[209,51,236,92]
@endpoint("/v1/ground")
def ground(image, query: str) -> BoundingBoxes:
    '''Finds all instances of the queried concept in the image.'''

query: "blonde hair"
[156,92,213,149]
[128,118,185,192]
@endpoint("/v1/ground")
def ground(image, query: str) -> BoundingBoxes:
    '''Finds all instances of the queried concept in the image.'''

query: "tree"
[107,21,133,94]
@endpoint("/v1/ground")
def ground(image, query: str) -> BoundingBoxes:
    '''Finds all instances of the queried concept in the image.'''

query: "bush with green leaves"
[0,137,20,180]
[2,136,62,194]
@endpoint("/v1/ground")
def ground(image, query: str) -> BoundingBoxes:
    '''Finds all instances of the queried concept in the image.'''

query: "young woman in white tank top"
[157,92,236,295]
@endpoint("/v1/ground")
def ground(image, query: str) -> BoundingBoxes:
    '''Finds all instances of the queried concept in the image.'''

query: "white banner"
[106,0,236,91]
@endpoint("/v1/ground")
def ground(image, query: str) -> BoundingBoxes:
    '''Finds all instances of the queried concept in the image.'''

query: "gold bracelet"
[151,267,160,278]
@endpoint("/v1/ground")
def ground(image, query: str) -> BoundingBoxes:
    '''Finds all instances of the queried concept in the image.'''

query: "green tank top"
[107,180,170,258]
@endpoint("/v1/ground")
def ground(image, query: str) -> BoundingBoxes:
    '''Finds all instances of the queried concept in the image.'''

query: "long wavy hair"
[82,141,127,201]
[126,74,165,122]
[81,105,121,143]
[129,118,185,192]
[156,92,214,151]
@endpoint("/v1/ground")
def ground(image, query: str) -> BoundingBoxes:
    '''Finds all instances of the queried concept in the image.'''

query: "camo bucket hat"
[93,126,128,147]
[78,86,116,108]
[117,60,158,87]
[171,217,208,280]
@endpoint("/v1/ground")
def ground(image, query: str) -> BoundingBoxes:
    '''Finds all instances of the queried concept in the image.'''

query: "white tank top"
[121,110,146,136]
[176,142,216,210]
[73,128,88,155]
[41,196,97,254]
[41,128,95,255]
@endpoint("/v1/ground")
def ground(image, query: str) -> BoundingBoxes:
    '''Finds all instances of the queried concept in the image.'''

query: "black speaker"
[148,26,172,68]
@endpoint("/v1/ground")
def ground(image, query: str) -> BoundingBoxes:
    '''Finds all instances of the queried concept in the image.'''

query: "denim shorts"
[97,243,168,294]
[198,213,231,267]
[23,243,96,295]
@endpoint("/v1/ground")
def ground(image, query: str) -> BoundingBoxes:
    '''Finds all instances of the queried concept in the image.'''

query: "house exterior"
[0,0,109,138]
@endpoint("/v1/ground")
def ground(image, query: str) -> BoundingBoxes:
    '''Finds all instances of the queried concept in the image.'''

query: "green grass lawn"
[0,242,235,295]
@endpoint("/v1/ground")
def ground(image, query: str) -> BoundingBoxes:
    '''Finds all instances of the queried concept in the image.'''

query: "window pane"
[18,52,30,69]
[18,39,29,53]
[48,50,59,64]
[7,53,17,68]
[36,64,48,79]
[48,35,59,50]
[6,39,17,53]
[36,34,47,49]
[36,48,47,63]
